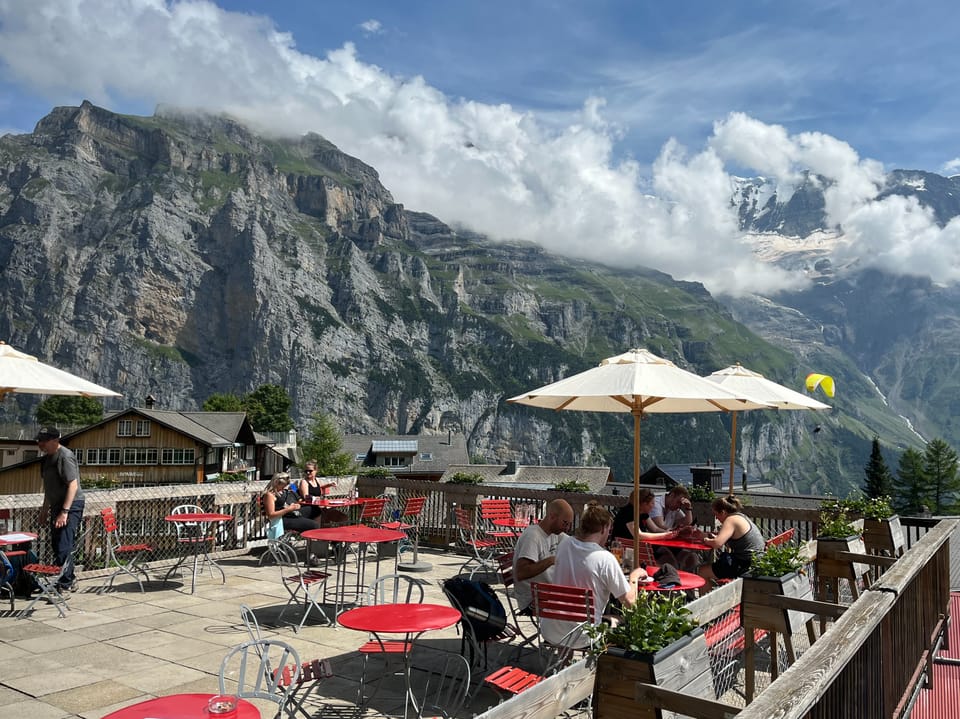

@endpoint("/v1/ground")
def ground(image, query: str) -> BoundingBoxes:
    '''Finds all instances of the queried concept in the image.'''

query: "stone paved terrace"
[0,546,522,719]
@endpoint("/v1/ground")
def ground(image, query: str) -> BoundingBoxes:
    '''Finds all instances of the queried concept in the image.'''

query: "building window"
[86,448,122,465]
[383,456,405,467]
[161,448,196,465]
[123,447,158,465]
[135,420,151,437]
[419,452,433,461]
[117,420,133,437]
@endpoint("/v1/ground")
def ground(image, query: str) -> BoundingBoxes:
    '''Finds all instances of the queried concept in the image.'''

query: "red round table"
[638,565,707,593]
[301,525,406,614]
[339,603,462,719]
[163,513,232,594]
[645,536,714,552]
[102,692,260,719]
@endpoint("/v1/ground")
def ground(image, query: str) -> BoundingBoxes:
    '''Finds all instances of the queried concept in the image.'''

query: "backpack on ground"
[442,576,507,642]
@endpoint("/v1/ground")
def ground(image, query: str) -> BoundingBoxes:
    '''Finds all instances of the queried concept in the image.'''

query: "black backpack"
[443,576,507,641]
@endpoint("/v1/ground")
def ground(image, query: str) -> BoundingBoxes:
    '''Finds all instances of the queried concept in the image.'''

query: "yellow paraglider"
[805,373,835,398]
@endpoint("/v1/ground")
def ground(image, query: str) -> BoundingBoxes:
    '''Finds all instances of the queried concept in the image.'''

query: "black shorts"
[712,552,751,580]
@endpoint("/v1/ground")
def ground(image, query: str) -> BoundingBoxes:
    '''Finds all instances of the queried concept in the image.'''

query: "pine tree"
[299,412,356,476]
[863,435,895,499]
[923,438,960,514]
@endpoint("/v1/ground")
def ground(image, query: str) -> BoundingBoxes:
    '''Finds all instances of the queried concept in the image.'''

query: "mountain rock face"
[0,102,946,493]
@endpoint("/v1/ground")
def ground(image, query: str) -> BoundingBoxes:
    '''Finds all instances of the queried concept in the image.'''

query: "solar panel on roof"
[371,440,418,453]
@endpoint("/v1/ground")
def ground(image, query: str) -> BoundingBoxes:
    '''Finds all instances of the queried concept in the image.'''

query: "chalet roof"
[86,408,269,448]
[441,464,612,492]
[341,433,469,473]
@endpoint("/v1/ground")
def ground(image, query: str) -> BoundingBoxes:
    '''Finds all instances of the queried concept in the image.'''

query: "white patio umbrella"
[705,363,831,496]
[507,348,773,559]
[0,341,122,401]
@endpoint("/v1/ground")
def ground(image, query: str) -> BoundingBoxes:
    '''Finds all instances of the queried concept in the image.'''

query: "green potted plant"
[816,499,868,584]
[589,593,712,719]
[687,484,716,526]
[742,542,814,635]
[859,495,904,557]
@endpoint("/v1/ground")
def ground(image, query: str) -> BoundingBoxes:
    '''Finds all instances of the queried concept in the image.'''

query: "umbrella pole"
[728,410,738,497]
[633,408,641,566]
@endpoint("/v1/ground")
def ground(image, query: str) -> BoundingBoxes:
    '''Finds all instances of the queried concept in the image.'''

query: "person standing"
[512,498,574,614]
[36,426,84,592]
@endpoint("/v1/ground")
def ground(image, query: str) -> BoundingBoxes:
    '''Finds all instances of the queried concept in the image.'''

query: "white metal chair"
[219,639,302,719]
[274,541,331,632]
[239,604,333,719]
[164,503,224,589]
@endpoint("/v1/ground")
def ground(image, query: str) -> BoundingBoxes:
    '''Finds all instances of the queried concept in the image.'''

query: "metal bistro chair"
[165,503,225,587]
[219,639,303,719]
[379,495,427,560]
[274,541,332,632]
[529,582,594,666]
[17,561,70,619]
[240,604,334,719]
[479,499,519,548]
[356,574,427,704]
[99,507,153,593]
[494,551,540,657]
[410,652,472,719]
[454,507,498,578]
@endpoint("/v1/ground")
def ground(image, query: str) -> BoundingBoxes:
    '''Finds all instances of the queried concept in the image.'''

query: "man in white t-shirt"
[543,502,647,646]
[648,487,693,530]
[512,499,574,614]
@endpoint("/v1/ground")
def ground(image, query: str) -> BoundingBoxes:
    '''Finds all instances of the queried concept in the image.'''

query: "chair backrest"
[100,508,119,535]
[359,498,388,523]
[219,639,300,713]
[240,603,264,643]
[368,573,425,605]
[765,528,796,548]
[171,504,205,538]
[413,652,472,719]
[480,499,513,523]
[402,495,427,519]
[271,540,301,572]
[636,541,658,568]
[454,507,478,540]
[530,582,594,623]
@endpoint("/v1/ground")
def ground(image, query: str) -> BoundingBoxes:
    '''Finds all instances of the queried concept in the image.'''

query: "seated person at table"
[263,473,320,535]
[544,502,647,646]
[648,486,694,531]
[698,495,765,583]
[613,489,679,542]
[298,460,348,526]
[512,499,574,615]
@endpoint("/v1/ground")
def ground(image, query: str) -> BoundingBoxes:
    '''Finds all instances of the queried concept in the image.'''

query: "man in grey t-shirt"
[36,426,85,592]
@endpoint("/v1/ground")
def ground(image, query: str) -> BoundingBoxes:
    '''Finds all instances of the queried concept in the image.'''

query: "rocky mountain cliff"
[0,102,933,493]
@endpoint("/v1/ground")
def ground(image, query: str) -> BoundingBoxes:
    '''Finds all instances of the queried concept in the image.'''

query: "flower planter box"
[815,535,869,582]
[595,628,713,719]
[741,571,814,634]
[863,515,905,557]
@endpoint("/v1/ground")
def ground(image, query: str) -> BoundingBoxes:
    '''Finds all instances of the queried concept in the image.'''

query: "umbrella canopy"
[705,363,831,495]
[0,341,122,401]
[508,348,773,558]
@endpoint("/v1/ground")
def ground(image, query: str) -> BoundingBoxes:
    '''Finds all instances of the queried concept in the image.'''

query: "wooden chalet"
[341,433,469,481]
[0,407,275,494]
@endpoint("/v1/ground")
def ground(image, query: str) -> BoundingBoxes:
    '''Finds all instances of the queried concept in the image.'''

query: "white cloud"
[359,19,383,36]
[0,1,957,294]
[943,158,960,176]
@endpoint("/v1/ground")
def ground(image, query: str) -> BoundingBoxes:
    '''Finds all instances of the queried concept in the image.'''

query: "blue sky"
[1,1,959,293]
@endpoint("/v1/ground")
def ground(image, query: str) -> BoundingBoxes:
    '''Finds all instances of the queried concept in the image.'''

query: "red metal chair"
[358,497,388,525]
[99,507,153,593]
[479,498,519,547]
[454,507,498,577]
[494,551,539,655]
[17,562,70,619]
[530,582,595,663]
[274,541,331,632]
[765,528,797,548]
[379,495,427,559]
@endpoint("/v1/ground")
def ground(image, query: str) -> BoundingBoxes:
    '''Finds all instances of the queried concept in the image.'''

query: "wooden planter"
[741,571,814,634]
[863,515,905,557]
[815,535,869,582]
[594,628,712,719]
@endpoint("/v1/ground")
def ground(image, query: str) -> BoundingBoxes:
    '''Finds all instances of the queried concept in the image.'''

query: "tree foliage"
[863,435,895,499]
[299,412,355,476]
[244,384,295,432]
[36,396,103,427]
[893,447,931,514]
[201,385,294,432]
[202,393,244,412]
[923,438,960,514]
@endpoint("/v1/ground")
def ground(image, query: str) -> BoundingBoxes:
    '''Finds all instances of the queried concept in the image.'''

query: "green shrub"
[553,480,590,493]
[748,542,806,577]
[688,485,716,502]
[447,472,484,485]
[587,592,699,656]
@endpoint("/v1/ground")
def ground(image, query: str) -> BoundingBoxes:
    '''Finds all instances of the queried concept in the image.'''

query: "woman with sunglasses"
[298,460,348,526]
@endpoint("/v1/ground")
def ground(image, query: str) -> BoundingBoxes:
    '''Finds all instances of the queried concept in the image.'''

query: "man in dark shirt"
[36,426,85,592]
